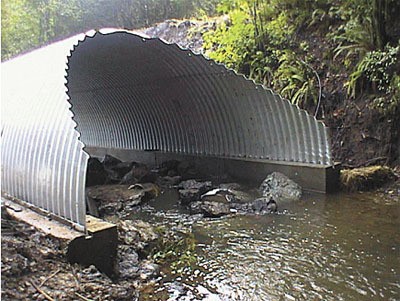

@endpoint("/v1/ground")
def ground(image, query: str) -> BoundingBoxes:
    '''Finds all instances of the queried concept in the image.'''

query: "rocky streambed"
[4,155,398,300]
[85,155,302,219]
[2,155,302,300]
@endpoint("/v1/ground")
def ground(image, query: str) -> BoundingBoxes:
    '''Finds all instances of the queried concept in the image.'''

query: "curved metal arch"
[1,29,332,231]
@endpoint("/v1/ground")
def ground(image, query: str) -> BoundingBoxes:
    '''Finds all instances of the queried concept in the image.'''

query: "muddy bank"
[1,207,140,300]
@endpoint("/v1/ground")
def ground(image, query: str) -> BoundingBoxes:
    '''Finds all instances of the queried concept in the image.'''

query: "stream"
[132,190,399,301]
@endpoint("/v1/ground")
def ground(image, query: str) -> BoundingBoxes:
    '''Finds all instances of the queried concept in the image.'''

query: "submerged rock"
[259,172,302,201]
[177,180,213,204]
[118,246,140,280]
[251,197,278,213]
[117,220,159,250]
[189,200,232,217]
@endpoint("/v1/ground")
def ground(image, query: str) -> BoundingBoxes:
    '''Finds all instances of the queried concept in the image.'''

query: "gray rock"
[158,160,180,176]
[177,161,201,179]
[251,197,278,213]
[102,154,122,168]
[259,172,302,200]
[120,163,154,185]
[118,220,158,250]
[86,184,148,217]
[178,180,213,204]
[179,188,202,205]
[139,260,160,280]
[110,161,135,178]
[86,157,107,186]
[118,246,139,280]
[219,183,242,190]
[178,179,212,192]
[189,200,231,217]
[158,175,182,187]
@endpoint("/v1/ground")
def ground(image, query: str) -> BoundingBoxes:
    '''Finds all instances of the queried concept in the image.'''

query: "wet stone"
[120,163,155,185]
[86,157,108,186]
[86,184,153,217]
[189,200,231,217]
[102,154,122,168]
[251,197,278,213]
[259,172,302,201]
[139,260,160,281]
[179,189,202,205]
[118,246,140,280]
[178,180,213,205]
[158,175,182,187]
[117,220,159,250]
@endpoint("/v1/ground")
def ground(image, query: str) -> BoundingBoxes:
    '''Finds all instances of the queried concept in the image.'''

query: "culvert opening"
[2,29,336,234]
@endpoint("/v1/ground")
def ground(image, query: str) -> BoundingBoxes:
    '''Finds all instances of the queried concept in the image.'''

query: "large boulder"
[102,154,122,168]
[259,172,302,200]
[120,163,157,184]
[177,179,213,204]
[189,200,231,217]
[86,184,159,217]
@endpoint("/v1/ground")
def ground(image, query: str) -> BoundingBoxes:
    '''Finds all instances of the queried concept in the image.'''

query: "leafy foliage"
[1,0,220,60]
[149,227,197,275]
[2,0,399,115]
[1,0,40,59]
[274,50,319,107]
[347,44,399,97]
[203,6,255,71]
[203,0,320,108]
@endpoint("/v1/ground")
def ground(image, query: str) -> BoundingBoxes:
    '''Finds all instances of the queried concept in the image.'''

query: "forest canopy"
[1,0,220,60]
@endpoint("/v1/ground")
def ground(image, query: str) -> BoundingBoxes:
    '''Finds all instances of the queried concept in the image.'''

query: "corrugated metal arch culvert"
[1,29,332,232]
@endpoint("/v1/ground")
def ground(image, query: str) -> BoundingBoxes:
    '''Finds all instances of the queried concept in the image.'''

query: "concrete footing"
[86,147,341,193]
[2,199,118,277]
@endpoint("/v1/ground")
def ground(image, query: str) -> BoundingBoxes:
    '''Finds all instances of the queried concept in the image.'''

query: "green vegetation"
[2,0,399,165]
[1,0,221,60]
[203,0,400,111]
[148,226,197,275]
[3,0,399,111]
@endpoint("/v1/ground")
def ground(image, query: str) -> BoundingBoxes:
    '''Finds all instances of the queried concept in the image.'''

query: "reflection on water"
[138,191,400,301]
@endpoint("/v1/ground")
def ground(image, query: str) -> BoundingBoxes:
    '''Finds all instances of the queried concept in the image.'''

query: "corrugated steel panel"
[67,30,332,165]
[1,33,90,231]
[1,29,332,231]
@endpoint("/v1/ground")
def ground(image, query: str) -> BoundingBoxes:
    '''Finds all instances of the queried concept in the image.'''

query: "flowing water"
[134,190,400,301]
